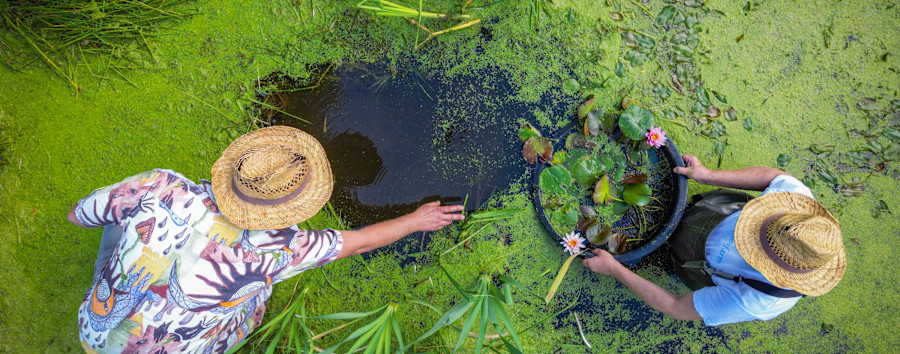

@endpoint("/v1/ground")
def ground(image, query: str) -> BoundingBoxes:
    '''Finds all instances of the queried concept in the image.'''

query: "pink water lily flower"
[560,231,587,255]
[646,126,668,148]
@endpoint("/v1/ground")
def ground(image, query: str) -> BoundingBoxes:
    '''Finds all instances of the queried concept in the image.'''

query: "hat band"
[759,213,813,274]
[231,172,311,206]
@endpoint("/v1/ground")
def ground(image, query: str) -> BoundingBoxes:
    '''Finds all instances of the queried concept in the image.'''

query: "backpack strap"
[685,261,804,299]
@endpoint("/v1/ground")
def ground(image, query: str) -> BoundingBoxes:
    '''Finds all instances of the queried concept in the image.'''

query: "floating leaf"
[706,106,721,118]
[817,170,837,185]
[562,79,581,95]
[674,44,694,57]
[579,205,597,218]
[621,97,640,110]
[865,139,884,154]
[615,61,626,78]
[802,175,817,188]
[742,117,753,131]
[550,150,567,165]
[635,34,656,49]
[777,154,791,168]
[654,83,671,99]
[850,237,860,244]
[609,11,624,21]
[810,144,835,154]
[585,223,613,245]
[671,32,688,44]
[885,128,900,143]
[821,323,834,334]
[656,6,676,25]
[523,136,553,164]
[607,232,627,254]
[724,107,738,121]
[585,111,602,136]
[696,86,710,106]
[847,151,869,165]
[611,201,629,215]
[685,14,699,28]
[622,182,652,206]
[592,175,619,205]
[673,10,685,24]
[737,34,744,43]
[539,166,571,196]
[624,49,650,66]
[564,149,589,169]
[572,155,606,187]
[684,0,703,7]
[619,105,654,141]
[620,173,647,184]
[840,184,864,197]
[883,143,900,161]
[518,123,542,142]
[713,140,727,155]
[621,32,637,48]
[576,98,595,120]
[713,91,727,103]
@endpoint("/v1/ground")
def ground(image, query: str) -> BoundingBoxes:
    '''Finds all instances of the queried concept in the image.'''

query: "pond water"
[263,62,574,252]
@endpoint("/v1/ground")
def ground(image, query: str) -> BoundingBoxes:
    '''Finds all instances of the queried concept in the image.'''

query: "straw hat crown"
[734,191,846,296]
[232,145,309,200]
[212,126,333,230]
[764,214,842,271]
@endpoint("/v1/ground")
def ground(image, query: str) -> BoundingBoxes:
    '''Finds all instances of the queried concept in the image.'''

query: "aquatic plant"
[303,302,406,354]
[559,231,586,255]
[227,285,315,354]
[0,0,197,91]
[355,0,480,50]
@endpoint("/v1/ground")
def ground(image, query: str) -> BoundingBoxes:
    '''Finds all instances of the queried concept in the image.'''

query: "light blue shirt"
[692,175,813,326]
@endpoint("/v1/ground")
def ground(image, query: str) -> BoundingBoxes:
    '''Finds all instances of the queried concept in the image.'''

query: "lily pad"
[576,98,595,120]
[724,106,738,121]
[523,136,553,164]
[585,222,613,245]
[572,155,606,187]
[777,154,791,168]
[550,150,567,165]
[518,123,542,142]
[607,232,628,254]
[656,6,676,25]
[621,97,641,110]
[619,105,654,141]
[611,201,629,216]
[620,173,648,184]
[585,110,602,136]
[579,205,597,218]
[539,166,571,196]
[706,106,721,118]
[697,86,710,106]
[562,79,581,95]
[592,175,619,205]
[623,182,652,206]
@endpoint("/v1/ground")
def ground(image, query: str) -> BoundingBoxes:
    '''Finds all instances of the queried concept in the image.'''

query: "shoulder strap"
[687,261,804,299]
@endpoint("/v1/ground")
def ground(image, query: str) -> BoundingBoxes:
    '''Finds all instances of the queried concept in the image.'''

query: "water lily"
[645,126,668,148]
[560,231,587,255]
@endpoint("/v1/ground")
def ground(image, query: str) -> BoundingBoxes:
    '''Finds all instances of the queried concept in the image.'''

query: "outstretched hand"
[581,249,623,276]
[407,201,465,232]
[673,154,712,184]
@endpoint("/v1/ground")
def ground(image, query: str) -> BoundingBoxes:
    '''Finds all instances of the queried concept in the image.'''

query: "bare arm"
[583,249,701,321]
[673,155,788,191]
[67,204,92,228]
[336,201,464,260]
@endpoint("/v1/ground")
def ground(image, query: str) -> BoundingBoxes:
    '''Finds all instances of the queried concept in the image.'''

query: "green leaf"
[866,139,884,154]
[301,305,387,320]
[622,182,652,206]
[540,166,571,196]
[885,128,900,143]
[619,105,654,140]
[696,86,710,106]
[564,148,590,169]
[884,143,900,161]
[818,170,838,184]
[713,140,727,155]
[592,175,619,205]
[777,154,791,168]
[550,150,567,165]
[742,117,754,131]
[562,78,581,95]
[656,6,676,25]
[615,61,626,78]
[802,175,817,188]
[635,34,656,49]
[724,106,738,121]
[611,201,629,215]
[572,155,606,187]
[517,123,542,142]
[673,10,685,24]
[403,300,474,350]
[576,98,595,120]
[714,91,728,103]
[585,222,613,245]
[545,251,585,303]
[523,136,553,164]
[654,83,670,99]
[671,32,688,44]
[585,110,602,136]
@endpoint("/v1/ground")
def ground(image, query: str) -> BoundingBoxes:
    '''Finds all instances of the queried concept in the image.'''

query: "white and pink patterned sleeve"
[276,229,343,281]
[74,170,174,227]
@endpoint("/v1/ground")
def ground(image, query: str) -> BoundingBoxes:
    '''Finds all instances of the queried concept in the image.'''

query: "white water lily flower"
[560,231,587,255]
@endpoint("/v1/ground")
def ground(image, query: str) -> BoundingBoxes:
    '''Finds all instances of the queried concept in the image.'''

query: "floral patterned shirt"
[75,169,342,353]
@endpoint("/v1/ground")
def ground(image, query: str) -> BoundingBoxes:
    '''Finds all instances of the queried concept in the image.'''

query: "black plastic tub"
[533,125,688,265]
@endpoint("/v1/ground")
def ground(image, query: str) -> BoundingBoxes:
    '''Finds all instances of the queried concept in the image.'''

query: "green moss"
[1,0,898,352]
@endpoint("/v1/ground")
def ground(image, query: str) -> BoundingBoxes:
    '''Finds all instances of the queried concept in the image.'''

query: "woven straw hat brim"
[734,192,845,296]
[211,126,333,230]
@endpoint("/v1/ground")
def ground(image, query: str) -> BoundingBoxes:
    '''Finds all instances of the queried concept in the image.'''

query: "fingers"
[438,204,465,213]
[673,166,693,176]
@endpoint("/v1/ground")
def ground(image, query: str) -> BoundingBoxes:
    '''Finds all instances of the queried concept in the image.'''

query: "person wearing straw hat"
[582,154,846,326]
[68,125,464,353]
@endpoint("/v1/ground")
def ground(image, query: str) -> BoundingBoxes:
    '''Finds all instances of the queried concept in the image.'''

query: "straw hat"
[734,192,846,296]
[211,126,333,230]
